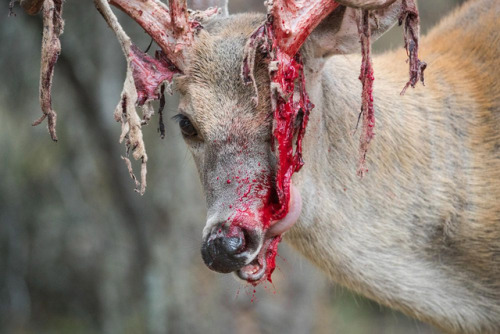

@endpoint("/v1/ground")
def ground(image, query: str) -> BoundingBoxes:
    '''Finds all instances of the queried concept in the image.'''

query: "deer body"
[288,0,500,332]
[174,0,499,332]
[18,0,498,332]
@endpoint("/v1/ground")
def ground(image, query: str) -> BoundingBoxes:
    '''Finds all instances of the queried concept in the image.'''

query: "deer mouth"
[235,185,302,284]
[201,184,302,284]
[236,236,281,284]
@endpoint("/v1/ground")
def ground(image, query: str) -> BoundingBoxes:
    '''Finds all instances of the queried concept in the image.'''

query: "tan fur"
[177,1,500,332]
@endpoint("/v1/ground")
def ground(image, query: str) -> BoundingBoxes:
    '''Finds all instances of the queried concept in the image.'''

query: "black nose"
[201,225,247,273]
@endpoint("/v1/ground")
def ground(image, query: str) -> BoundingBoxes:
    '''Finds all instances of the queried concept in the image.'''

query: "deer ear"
[305,2,401,59]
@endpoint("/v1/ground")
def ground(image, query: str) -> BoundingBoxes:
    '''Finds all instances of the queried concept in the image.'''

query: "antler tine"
[109,0,213,72]
[109,0,185,71]
[270,0,399,57]
[270,0,341,57]
[169,0,190,36]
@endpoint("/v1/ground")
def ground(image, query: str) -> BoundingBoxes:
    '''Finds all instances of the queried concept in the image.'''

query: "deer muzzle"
[201,221,262,274]
[201,184,302,283]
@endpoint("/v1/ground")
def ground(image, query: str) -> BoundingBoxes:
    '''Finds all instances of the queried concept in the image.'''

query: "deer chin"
[236,185,302,284]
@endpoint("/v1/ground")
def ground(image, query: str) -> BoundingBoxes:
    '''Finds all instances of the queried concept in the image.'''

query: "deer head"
[170,1,404,284]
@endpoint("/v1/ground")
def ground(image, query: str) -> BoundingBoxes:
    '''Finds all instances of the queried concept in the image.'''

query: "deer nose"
[201,224,247,273]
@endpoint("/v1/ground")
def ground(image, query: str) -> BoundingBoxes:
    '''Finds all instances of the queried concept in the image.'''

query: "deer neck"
[284,53,497,332]
[286,53,407,274]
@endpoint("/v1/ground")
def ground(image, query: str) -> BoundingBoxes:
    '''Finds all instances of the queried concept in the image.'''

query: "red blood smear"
[270,52,312,221]
[264,236,282,283]
[129,45,179,106]
[234,28,314,284]
[254,51,312,283]
[237,8,322,284]
[233,51,311,284]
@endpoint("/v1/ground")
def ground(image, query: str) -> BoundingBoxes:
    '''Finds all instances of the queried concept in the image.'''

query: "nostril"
[221,236,244,255]
[201,225,248,273]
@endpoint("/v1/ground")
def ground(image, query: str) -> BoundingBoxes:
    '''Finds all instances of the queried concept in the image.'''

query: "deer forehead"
[183,85,270,141]
[188,13,267,85]
[180,16,273,141]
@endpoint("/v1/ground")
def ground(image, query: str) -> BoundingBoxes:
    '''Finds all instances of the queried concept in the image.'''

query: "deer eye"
[173,114,197,137]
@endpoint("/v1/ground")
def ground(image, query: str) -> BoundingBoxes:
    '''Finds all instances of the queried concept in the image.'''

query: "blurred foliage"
[0,0,464,333]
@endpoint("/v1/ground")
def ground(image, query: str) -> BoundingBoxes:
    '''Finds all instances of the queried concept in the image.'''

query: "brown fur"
[176,1,500,332]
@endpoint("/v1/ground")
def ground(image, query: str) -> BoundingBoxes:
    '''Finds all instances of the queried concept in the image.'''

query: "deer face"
[174,3,401,283]
[173,15,304,283]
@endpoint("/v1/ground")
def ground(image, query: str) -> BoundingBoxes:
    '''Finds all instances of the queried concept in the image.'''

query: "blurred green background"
[0,0,465,333]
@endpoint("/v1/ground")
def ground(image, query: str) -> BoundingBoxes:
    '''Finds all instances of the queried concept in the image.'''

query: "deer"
[15,0,500,333]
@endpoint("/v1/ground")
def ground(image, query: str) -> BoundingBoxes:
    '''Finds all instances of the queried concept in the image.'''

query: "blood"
[249,50,312,284]
[270,51,312,220]
[235,54,311,284]
[263,235,282,283]
[251,289,256,303]
[237,12,317,285]
[242,184,253,199]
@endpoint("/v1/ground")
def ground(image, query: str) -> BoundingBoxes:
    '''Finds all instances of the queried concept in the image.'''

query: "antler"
[92,0,218,194]
[268,0,398,57]
[108,0,213,72]
[269,0,341,57]
[13,0,219,194]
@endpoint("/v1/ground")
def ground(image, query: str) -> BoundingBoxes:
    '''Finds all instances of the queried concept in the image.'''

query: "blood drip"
[263,235,282,282]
